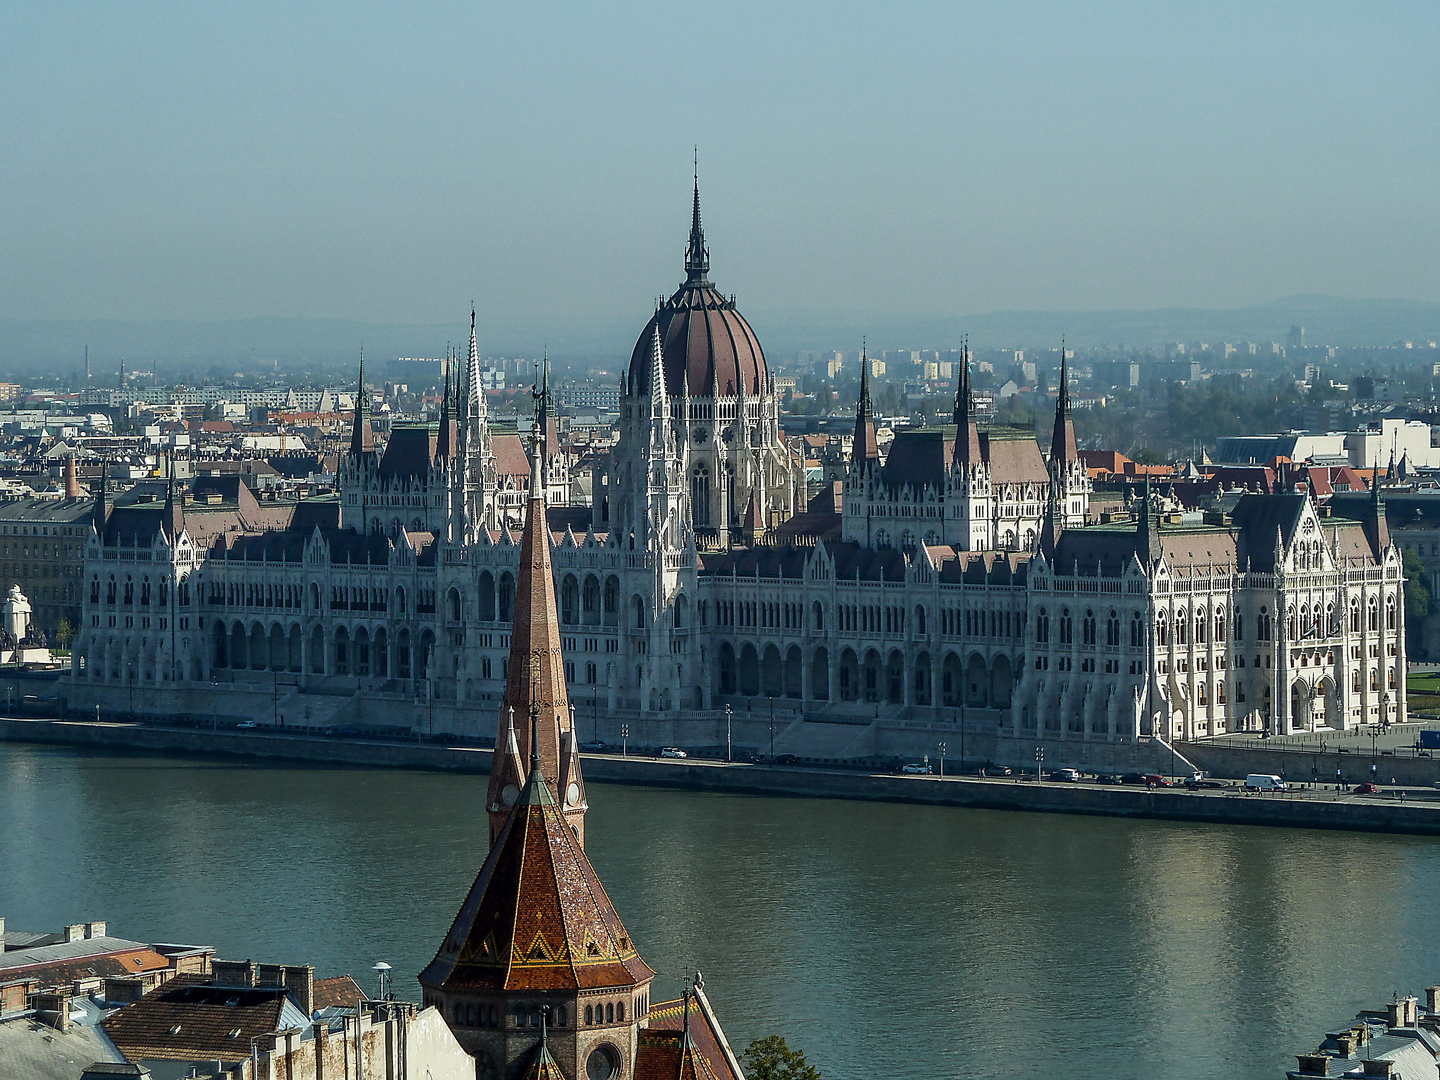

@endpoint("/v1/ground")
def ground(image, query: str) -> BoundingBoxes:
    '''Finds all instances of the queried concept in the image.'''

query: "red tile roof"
[311,974,364,1011]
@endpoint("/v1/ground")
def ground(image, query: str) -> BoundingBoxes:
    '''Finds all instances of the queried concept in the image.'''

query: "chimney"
[1387,1000,1405,1029]
[64,457,80,499]
[1425,987,1440,1015]
[101,977,145,1004]
[86,921,106,939]
[1404,996,1418,1027]
[212,959,257,987]
[1295,1055,1331,1076]
[1361,1060,1395,1079]
[34,990,71,1033]
[282,965,314,1017]
[0,916,6,938]
[64,924,85,943]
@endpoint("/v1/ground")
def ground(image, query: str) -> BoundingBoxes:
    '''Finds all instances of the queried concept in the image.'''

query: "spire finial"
[685,155,709,281]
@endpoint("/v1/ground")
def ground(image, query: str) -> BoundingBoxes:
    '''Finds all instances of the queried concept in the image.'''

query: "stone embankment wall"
[6,718,1440,837]
[1180,741,1440,787]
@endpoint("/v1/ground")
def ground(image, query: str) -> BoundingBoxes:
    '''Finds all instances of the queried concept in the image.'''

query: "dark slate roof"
[934,549,1029,585]
[546,506,592,535]
[377,425,437,481]
[290,498,341,534]
[1231,493,1307,571]
[220,530,307,563]
[831,542,908,582]
[882,430,950,491]
[980,430,1049,484]
[699,545,812,579]
[327,531,393,565]
[771,511,842,543]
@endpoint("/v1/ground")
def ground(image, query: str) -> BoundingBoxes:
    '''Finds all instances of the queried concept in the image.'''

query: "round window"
[566,782,581,806]
[501,784,519,806]
[586,1045,618,1080]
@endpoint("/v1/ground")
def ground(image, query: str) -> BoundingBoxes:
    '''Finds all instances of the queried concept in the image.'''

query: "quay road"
[4,716,1440,836]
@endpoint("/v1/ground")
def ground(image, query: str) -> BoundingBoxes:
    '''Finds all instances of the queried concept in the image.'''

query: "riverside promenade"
[6,716,1440,837]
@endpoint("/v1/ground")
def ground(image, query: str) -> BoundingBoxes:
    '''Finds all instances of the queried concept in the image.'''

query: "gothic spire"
[649,325,670,420]
[952,336,980,468]
[684,153,710,282]
[466,305,486,422]
[349,348,375,458]
[486,410,586,847]
[1050,339,1076,467]
[162,455,184,543]
[850,341,879,471]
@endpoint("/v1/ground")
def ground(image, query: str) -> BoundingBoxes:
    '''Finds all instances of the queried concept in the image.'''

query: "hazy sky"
[3,2,1438,327]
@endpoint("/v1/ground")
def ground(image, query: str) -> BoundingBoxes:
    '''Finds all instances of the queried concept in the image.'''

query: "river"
[2,743,1438,1079]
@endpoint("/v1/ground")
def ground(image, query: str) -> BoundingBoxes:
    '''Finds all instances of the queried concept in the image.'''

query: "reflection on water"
[2,744,1437,1080]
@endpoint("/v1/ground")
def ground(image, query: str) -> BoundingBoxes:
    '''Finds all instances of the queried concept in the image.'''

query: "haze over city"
[4,2,1439,364]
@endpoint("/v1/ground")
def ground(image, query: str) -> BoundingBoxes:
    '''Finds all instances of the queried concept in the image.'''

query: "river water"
[3,743,1439,1079]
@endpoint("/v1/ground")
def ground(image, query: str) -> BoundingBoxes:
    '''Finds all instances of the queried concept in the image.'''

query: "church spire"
[486,412,586,847]
[684,151,710,282]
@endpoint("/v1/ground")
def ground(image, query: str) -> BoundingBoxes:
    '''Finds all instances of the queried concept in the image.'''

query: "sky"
[2,2,1438,330]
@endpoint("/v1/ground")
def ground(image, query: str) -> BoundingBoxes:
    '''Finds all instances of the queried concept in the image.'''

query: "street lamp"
[1035,745,1044,782]
[725,703,733,763]
[938,741,946,779]
[769,695,775,762]
[621,724,629,758]
[372,961,391,1001]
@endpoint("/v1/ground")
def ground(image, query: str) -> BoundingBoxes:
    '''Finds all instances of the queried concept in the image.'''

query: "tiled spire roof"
[418,727,653,995]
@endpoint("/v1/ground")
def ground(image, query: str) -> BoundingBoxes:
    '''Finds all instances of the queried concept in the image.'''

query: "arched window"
[1036,609,1050,644]
[1386,598,1396,631]
[585,1005,593,1025]
[915,605,927,636]
[1195,608,1207,644]
[605,1002,614,1024]
[1106,611,1120,647]
[1368,598,1378,632]
[617,1002,625,1022]
[812,601,824,631]
[1059,609,1073,645]
[1215,607,1226,643]
[1081,610,1096,646]
[1174,609,1187,646]
[1131,613,1144,648]
[1156,612,1169,648]
[1350,600,1361,634]
[1326,604,1337,637]
[690,465,711,529]
[1257,607,1271,641]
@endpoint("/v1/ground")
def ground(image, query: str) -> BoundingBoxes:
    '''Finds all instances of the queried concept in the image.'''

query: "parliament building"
[65,184,1408,762]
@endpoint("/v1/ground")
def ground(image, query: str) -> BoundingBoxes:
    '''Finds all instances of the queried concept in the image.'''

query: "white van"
[1245,773,1286,791]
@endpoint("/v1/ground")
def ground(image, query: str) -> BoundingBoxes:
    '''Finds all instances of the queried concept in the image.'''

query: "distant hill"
[2,296,1438,376]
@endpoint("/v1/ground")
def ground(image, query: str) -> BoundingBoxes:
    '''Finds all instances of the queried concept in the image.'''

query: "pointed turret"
[952,338,981,469]
[1050,343,1077,467]
[649,325,670,422]
[1038,480,1062,557]
[349,350,375,458]
[466,306,486,424]
[850,346,880,473]
[162,460,184,543]
[1135,473,1161,567]
[93,466,108,538]
[1363,459,1391,559]
[436,350,458,461]
[486,420,586,847]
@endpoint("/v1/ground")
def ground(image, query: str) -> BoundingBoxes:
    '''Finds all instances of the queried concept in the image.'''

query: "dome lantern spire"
[685,149,709,282]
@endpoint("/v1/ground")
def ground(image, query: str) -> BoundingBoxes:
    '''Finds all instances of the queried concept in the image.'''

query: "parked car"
[773,753,800,766]
[657,747,687,759]
[901,762,932,775]
[982,765,1012,777]
[235,720,258,730]
[1354,782,1380,795]
[1119,772,1148,785]
[1094,773,1121,785]
[1050,768,1081,782]
[581,740,607,752]
[1143,774,1173,788]
[1185,778,1229,790]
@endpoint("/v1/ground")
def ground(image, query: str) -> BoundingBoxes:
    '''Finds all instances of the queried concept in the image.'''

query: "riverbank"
[6,717,1440,837]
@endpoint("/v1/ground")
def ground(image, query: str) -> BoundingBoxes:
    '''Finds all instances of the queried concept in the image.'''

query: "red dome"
[627,184,768,399]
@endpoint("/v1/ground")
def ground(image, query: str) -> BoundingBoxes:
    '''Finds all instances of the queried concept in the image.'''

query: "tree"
[1403,546,1431,659]
[741,1036,822,1080]
[55,617,74,652]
